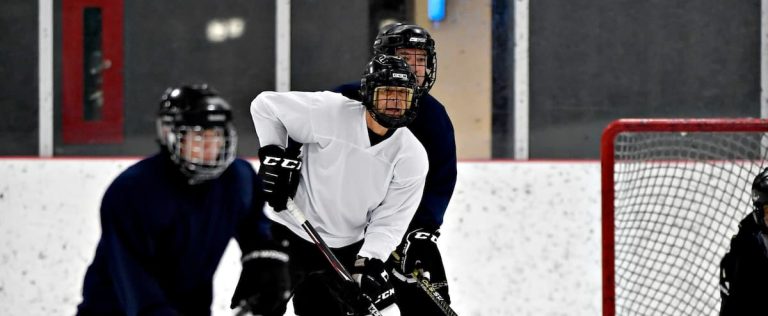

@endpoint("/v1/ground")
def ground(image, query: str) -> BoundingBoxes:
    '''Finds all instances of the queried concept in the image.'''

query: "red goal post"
[600,118,768,316]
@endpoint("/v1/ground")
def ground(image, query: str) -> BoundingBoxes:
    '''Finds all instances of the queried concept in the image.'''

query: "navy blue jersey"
[77,153,270,316]
[333,83,457,230]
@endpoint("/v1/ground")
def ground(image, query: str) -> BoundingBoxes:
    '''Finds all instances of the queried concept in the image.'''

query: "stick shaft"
[414,272,459,316]
[285,199,382,316]
[303,219,355,282]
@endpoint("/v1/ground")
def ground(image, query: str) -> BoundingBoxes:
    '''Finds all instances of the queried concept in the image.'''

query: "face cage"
[166,125,237,184]
[365,85,418,129]
[376,38,437,94]
[414,51,437,94]
[389,47,437,95]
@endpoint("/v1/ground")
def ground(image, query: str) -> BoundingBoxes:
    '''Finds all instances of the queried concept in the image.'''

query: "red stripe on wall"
[62,0,124,144]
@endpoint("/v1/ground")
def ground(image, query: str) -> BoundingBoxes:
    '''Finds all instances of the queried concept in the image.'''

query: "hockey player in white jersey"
[249,54,428,315]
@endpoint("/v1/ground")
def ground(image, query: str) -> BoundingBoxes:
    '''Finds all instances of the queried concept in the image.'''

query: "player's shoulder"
[253,90,310,103]
[737,213,761,233]
[257,90,355,107]
[216,157,258,183]
[252,90,278,102]
[215,158,260,201]
[228,157,256,173]
[727,212,765,252]
[315,90,364,117]
[318,90,356,103]
[402,129,429,158]
[393,129,429,175]
[252,90,324,106]
[102,154,168,211]
[408,94,453,133]
[419,93,447,112]
[112,154,165,186]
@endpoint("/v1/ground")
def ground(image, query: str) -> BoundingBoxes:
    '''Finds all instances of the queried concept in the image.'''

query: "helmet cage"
[360,55,420,129]
[166,123,237,185]
[373,24,437,93]
[156,85,237,184]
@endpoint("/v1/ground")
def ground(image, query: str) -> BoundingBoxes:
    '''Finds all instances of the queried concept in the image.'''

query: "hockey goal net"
[601,118,768,316]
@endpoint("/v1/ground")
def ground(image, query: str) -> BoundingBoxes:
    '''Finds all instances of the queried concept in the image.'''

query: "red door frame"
[62,0,124,144]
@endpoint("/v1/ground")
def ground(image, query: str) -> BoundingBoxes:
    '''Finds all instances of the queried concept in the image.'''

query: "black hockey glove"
[351,256,396,311]
[231,241,291,316]
[258,144,301,211]
[393,228,444,280]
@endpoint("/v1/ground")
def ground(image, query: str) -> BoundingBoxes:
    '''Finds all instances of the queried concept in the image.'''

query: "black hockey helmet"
[157,84,237,184]
[373,23,436,93]
[751,167,768,231]
[360,54,419,129]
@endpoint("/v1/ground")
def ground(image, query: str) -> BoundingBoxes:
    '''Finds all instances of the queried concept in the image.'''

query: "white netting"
[610,129,768,315]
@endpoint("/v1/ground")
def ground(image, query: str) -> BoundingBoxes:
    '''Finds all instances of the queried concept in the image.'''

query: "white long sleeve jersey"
[251,91,429,261]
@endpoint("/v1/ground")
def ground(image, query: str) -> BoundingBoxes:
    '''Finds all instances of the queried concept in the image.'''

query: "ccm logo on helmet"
[392,73,408,80]
[262,157,302,169]
[409,37,427,43]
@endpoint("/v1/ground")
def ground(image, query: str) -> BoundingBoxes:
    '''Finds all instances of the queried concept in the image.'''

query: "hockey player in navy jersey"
[719,167,768,316]
[250,55,428,315]
[333,23,457,315]
[76,85,290,316]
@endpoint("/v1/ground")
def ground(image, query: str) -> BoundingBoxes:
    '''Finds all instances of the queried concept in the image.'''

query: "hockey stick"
[412,270,459,316]
[285,198,383,316]
[282,139,358,284]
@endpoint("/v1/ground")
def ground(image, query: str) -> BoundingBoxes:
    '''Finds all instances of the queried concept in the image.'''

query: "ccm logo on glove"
[262,156,302,169]
[412,231,438,243]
